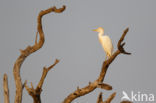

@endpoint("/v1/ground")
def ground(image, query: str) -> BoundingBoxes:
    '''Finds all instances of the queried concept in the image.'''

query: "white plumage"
[93,27,113,60]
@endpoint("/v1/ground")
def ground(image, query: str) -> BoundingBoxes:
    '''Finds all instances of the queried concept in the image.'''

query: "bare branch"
[13,5,65,103]
[37,59,59,89]
[25,59,59,103]
[3,74,10,103]
[31,82,34,90]
[97,92,103,103]
[23,5,65,103]
[35,31,38,45]
[97,92,116,103]
[117,28,131,55]
[63,28,131,103]
[97,83,112,90]
[103,92,116,103]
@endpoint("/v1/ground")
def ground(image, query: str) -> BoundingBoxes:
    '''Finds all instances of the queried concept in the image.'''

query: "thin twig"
[37,59,59,89]
[103,92,116,103]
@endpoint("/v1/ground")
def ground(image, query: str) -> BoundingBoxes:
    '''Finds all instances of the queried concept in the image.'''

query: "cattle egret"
[93,27,113,60]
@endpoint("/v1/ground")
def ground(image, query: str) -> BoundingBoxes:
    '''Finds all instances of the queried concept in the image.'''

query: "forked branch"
[97,92,116,103]
[37,59,59,89]
[97,92,103,103]
[63,28,131,103]
[25,59,59,103]
[13,5,65,103]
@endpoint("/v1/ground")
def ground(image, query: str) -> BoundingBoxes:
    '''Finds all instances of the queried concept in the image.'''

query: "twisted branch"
[13,5,65,103]
[63,28,131,103]
[24,6,65,103]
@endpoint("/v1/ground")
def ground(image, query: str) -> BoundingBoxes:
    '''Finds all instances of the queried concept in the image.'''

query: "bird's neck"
[98,31,104,37]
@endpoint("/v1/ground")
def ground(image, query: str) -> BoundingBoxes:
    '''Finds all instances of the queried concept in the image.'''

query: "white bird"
[93,27,113,60]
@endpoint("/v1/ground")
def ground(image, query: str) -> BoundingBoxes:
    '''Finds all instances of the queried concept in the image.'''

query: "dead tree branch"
[3,74,10,103]
[13,5,65,103]
[37,59,59,89]
[97,92,116,103]
[63,28,131,103]
[103,92,116,103]
[97,92,103,103]
[25,59,59,103]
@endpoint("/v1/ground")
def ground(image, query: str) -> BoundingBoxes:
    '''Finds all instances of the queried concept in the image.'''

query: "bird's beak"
[92,29,97,32]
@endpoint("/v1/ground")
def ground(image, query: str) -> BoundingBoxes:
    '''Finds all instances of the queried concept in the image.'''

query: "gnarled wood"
[24,6,65,103]
[13,5,65,103]
[63,28,131,103]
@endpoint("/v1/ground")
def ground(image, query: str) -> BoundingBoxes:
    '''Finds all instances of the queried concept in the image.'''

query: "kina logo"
[121,91,155,102]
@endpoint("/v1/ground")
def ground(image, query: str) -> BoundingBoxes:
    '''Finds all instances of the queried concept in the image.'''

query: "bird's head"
[93,27,104,33]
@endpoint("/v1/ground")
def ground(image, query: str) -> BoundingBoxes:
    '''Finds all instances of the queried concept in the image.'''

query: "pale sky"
[0,0,156,103]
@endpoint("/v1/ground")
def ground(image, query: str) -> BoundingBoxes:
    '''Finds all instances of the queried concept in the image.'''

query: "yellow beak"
[92,29,97,31]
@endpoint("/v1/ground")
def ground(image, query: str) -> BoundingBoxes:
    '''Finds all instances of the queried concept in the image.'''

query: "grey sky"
[0,0,156,103]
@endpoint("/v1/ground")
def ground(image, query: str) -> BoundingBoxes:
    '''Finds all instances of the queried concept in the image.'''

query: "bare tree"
[12,5,65,103]
[2,5,132,103]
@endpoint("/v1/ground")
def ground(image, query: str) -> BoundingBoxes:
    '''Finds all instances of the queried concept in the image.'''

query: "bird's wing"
[101,35,113,55]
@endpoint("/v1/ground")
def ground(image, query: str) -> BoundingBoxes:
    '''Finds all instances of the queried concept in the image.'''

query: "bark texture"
[3,74,10,103]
